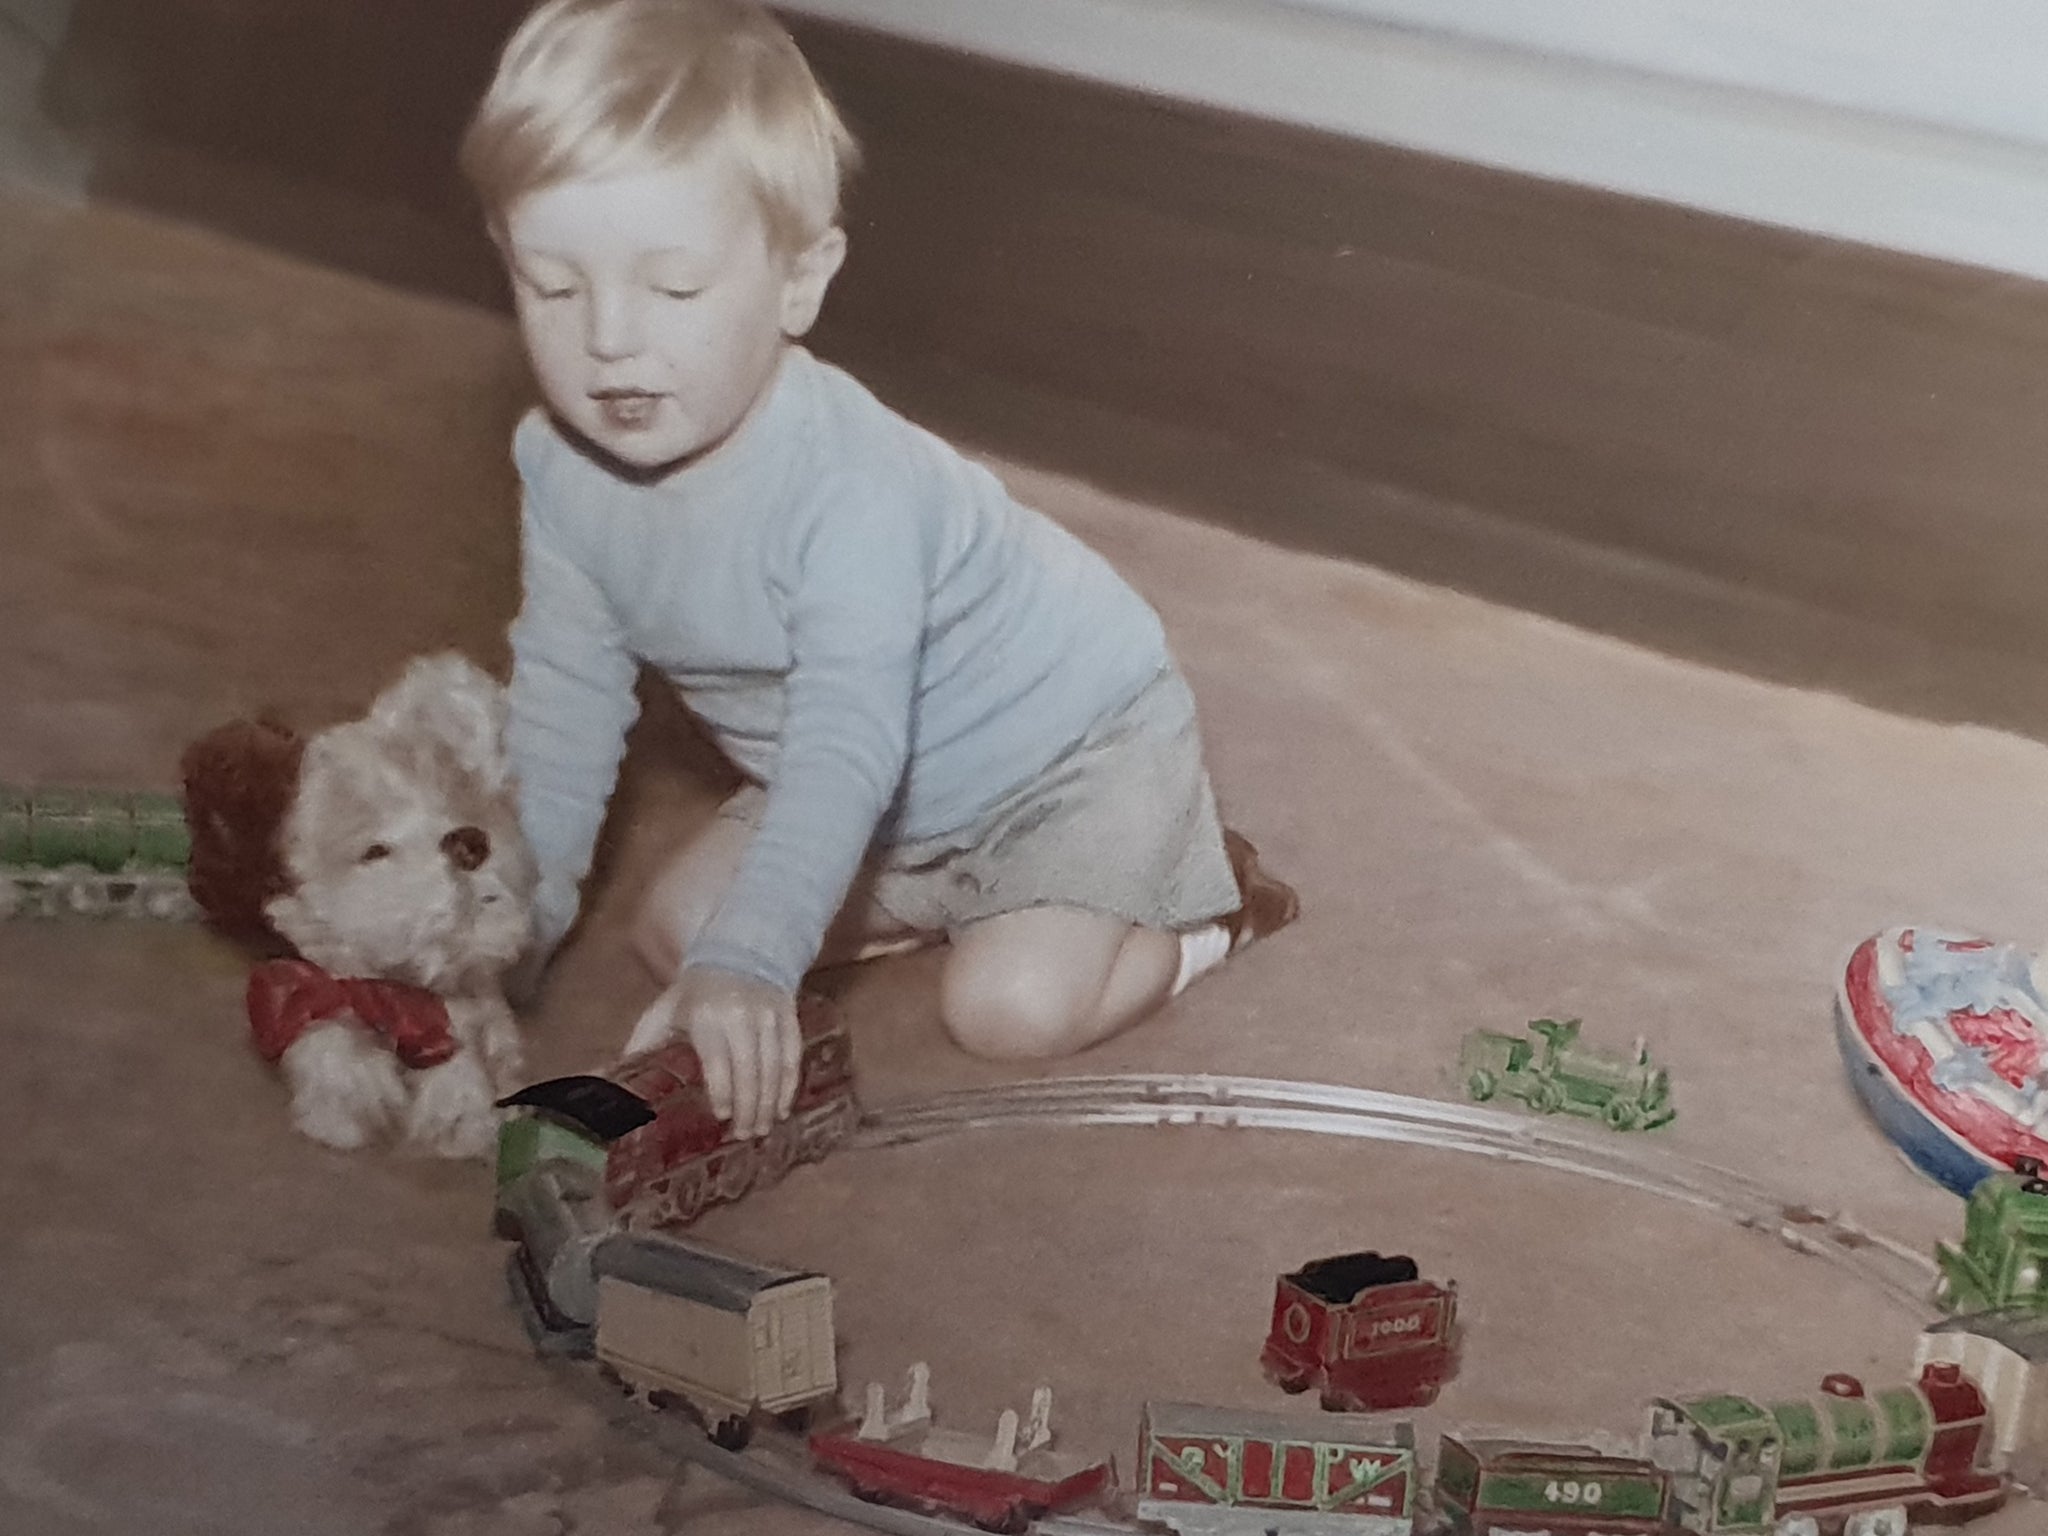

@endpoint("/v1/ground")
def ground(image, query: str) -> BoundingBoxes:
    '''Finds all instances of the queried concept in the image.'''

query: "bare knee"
[939,951,1100,1060]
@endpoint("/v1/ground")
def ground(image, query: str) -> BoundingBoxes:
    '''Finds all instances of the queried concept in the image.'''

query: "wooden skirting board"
[44,2,2048,738]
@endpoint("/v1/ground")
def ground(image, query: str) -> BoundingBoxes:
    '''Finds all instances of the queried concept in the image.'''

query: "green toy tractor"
[1459,1016,1676,1132]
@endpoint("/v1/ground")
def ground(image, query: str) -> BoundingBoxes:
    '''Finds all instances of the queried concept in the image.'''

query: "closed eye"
[518,275,578,302]
[654,285,702,301]
[359,843,392,863]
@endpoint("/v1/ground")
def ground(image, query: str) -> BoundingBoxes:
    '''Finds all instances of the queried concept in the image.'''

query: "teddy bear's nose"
[441,825,490,871]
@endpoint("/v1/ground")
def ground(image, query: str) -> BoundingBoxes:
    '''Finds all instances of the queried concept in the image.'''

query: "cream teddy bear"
[181,653,537,1157]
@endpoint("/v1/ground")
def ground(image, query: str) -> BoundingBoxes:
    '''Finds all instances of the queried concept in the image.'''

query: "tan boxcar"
[593,1231,837,1447]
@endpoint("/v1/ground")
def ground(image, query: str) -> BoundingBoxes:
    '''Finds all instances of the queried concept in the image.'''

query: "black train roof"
[594,1231,824,1314]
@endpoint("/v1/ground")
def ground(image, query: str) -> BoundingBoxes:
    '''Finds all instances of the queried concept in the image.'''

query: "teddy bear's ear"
[179,715,306,955]
[369,652,510,790]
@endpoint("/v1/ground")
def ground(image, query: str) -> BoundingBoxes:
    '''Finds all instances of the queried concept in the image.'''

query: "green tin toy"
[1644,1364,2004,1534]
[1936,1156,2048,1315]
[1459,1016,1676,1131]
[0,785,197,920]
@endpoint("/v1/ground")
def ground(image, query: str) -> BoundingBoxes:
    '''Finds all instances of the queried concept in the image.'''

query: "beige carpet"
[2,189,2042,1533]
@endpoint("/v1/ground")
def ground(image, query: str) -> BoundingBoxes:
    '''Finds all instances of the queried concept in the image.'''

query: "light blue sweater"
[506,346,1173,992]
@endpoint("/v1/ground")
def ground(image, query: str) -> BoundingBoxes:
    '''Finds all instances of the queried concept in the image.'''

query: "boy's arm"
[507,503,641,962]
[685,490,925,994]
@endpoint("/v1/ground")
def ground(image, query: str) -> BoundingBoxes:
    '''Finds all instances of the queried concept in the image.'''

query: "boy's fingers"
[778,1005,802,1119]
[700,1036,735,1124]
[760,1006,790,1132]
[727,1019,761,1139]
[749,1010,778,1138]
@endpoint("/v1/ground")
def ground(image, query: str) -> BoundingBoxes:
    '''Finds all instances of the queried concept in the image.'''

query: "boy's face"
[501,144,843,474]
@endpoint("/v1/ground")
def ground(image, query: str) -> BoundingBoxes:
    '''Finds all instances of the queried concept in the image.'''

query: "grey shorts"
[720,665,1239,938]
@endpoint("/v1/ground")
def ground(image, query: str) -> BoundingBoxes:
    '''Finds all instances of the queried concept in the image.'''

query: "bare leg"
[631,799,924,984]
[939,905,1183,1060]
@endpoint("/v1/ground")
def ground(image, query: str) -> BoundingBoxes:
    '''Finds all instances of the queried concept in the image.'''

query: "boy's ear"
[779,226,847,339]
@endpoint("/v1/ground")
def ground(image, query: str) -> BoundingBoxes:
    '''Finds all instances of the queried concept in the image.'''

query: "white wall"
[783,0,2048,283]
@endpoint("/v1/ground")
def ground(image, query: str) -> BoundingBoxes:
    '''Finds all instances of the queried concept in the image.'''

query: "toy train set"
[493,1023,2047,1536]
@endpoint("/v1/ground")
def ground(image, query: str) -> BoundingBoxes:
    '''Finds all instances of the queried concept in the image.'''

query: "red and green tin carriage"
[1137,1400,1418,1535]
[1433,1438,1670,1536]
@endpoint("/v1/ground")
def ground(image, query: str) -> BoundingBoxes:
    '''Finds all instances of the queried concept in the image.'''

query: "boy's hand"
[625,967,801,1141]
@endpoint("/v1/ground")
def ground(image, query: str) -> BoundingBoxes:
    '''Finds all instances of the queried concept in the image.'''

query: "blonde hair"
[460,0,859,253]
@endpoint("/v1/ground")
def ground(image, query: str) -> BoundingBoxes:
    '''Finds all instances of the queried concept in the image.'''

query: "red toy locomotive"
[499,991,859,1232]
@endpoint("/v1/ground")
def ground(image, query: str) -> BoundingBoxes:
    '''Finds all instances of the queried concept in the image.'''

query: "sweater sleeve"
[685,482,927,991]
[506,493,641,957]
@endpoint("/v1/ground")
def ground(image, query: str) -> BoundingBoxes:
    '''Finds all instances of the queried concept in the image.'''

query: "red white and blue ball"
[1836,926,2048,1197]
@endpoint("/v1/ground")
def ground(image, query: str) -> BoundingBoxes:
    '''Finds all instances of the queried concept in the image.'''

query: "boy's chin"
[561,412,707,478]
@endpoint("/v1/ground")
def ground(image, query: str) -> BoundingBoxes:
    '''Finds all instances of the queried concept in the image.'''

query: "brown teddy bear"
[181,653,537,1157]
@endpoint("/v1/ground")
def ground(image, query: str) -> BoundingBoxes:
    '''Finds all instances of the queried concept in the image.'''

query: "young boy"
[461,0,1299,1141]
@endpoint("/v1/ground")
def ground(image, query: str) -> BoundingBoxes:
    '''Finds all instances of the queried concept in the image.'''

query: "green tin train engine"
[0,786,197,919]
[1644,1364,2005,1536]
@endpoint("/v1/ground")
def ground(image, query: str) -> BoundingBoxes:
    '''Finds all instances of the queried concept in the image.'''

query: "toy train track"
[548,1075,1955,1536]
[850,1075,1939,1316]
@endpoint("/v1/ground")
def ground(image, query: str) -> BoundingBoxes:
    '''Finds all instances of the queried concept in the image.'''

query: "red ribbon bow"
[246,958,457,1069]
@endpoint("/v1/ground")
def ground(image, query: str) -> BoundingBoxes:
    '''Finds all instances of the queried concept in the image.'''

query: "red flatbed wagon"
[809,1371,1110,1533]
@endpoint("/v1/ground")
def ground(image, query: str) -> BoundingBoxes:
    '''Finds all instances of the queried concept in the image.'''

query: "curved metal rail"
[852,1075,1939,1316]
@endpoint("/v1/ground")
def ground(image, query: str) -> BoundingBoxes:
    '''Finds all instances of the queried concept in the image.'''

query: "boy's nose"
[585,291,644,361]
[442,825,490,871]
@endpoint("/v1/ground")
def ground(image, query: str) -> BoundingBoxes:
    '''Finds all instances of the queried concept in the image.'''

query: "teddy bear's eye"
[359,843,393,863]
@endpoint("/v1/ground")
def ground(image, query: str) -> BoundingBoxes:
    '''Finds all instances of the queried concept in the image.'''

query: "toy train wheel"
[1529,1078,1565,1114]
[54,870,109,916]
[1466,1068,1499,1102]
[715,1144,757,1201]
[1773,1517,1819,1536]
[140,878,197,920]
[761,1127,798,1184]
[659,1167,709,1226]
[709,1415,752,1451]
[1841,1509,1906,1536]
[1272,1370,1312,1394]
[1603,1097,1641,1131]
[974,1505,1032,1535]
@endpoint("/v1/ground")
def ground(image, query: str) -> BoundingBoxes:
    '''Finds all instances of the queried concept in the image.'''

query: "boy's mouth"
[591,389,664,431]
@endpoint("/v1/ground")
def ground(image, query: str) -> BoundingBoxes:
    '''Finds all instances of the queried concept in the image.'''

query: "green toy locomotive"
[0,786,196,920]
